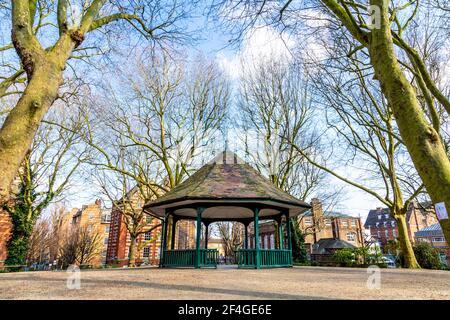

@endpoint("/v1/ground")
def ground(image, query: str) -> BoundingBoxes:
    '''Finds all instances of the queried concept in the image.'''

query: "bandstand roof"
[144,151,311,221]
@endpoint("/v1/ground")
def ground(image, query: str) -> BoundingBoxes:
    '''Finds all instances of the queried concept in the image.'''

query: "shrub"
[332,248,355,267]
[290,219,308,263]
[413,243,442,270]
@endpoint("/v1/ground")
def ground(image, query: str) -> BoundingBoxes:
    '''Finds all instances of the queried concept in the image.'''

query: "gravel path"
[0,266,449,300]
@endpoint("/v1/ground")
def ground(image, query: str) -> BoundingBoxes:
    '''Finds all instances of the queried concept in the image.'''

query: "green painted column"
[286,213,293,266]
[286,214,292,250]
[204,223,209,249]
[244,223,248,249]
[195,207,204,268]
[159,216,167,268]
[170,217,177,250]
[278,218,284,250]
[254,208,260,269]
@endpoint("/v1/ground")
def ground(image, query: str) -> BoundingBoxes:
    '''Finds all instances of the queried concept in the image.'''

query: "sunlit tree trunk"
[128,236,137,267]
[394,213,420,268]
[369,0,450,245]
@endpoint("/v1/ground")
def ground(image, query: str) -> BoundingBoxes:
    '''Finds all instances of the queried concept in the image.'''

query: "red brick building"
[302,199,364,252]
[106,204,162,266]
[0,209,12,268]
[364,201,438,251]
[106,185,197,267]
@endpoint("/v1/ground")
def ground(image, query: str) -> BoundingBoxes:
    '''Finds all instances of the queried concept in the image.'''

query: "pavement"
[0,266,449,300]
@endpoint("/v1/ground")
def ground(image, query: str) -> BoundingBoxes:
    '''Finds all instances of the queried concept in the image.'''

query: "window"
[393,229,397,238]
[351,220,356,227]
[87,225,92,233]
[375,222,379,228]
[385,214,389,219]
[144,232,151,241]
[377,231,381,238]
[105,226,110,234]
[89,214,94,220]
[377,215,382,220]
[347,232,356,242]
[385,230,389,238]
[101,214,111,223]
[101,250,107,257]
[264,235,268,249]
[383,221,387,227]
[391,221,396,227]
[143,247,150,257]
[325,219,331,226]
[104,237,109,245]
[304,218,312,226]
[432,237,445,242]
[341,220,348,227]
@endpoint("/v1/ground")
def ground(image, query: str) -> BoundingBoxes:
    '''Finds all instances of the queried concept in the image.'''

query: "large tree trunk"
[369,0,450,244]
[128,236,137,267]
[0,60,63,204]
[395,214,420,268]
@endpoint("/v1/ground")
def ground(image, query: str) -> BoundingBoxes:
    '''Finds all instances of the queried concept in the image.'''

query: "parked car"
[381,256,396,268]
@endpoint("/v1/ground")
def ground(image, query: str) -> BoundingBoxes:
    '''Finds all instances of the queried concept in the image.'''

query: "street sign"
[435,202,449,220]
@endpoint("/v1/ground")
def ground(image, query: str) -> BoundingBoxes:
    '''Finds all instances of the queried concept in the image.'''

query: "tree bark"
[394,214,420,268]
[369,0,450,244]
[128,236,137,267]
[0,61,63,202]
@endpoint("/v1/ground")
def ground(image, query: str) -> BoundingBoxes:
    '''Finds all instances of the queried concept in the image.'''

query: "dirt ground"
[0,266,449,300]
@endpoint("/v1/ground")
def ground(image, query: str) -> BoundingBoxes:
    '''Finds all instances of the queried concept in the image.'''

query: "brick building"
[364,201,438,251]
[106,207,196,266]
[414,223,449,265]
[69,199,111,266]
[0,209,12,268]
[0,176,23,268]
[106,203,162,266]
[301,198,364,252]
[106,185,198,267]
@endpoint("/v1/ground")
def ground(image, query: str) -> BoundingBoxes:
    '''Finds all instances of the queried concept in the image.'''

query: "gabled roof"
[312,238,357,254]
[144,151,311,219]
[303,210,354,218]
[364,202,434,228]
[415,223,444,238]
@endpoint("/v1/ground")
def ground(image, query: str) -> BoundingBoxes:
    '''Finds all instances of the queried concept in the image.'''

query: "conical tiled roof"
[144,151,311,219]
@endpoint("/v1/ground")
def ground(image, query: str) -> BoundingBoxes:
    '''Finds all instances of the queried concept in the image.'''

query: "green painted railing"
[162,249,218,268]
[198,249,219,267]
[236,249,292,268]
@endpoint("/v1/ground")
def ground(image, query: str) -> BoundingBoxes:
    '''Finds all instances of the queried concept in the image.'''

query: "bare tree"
[210,0,450,251]
[26,217,51,265]
[59,224,102,268]
[3,108,89,265]
[217,221,244,262]
[290,57,424,268]
[238,58,337,202]
[86,52,229,194]
[81,53,228,266]
[0,0,197,204]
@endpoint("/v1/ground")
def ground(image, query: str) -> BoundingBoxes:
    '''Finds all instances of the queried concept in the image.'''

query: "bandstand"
[144,151,311,269]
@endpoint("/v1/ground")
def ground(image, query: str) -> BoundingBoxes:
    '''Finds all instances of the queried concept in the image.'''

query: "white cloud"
[217,25,295,80]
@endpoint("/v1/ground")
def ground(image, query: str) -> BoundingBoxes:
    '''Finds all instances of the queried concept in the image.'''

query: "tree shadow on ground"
[4,276,335,300]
